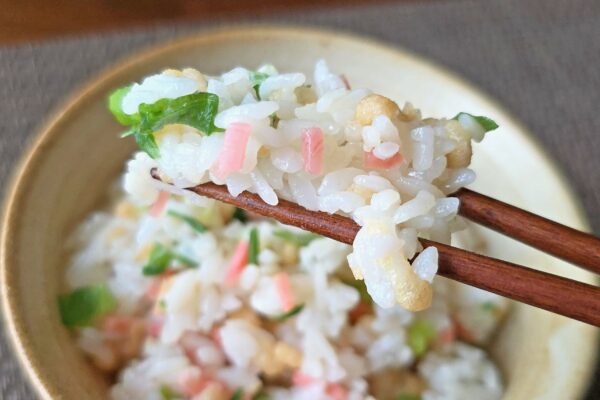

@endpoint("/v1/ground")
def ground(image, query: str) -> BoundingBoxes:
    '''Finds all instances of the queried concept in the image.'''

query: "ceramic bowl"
[1,26,597,399]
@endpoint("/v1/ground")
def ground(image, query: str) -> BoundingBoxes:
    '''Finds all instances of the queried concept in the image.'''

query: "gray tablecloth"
[2,0,600,398]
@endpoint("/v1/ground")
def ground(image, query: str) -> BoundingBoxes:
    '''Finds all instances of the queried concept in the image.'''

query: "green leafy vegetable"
[108,85,139,125]
[167,210,207,233]
[159,299,167,310]
[453,112,499,132]
[138,93,221,136]
[159,385,179,400]
[58,284,117,327]
[273,229,320,247]
[233,208,248,223]
[230,388,244,400]
[249,227,260,265]
[407,319,436,357]
[142,243,196,276]
[250,71,269,99]
[396,394,421,400]
[109,91,221,159]
[134,131,161,159]
[268,304,305,321]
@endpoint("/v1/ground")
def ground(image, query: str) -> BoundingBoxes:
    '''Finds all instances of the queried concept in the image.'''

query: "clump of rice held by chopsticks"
[116,61,498,312]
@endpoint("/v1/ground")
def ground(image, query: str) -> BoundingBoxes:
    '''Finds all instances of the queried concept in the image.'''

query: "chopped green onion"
[396,394,421,400]
[159,385,177,400]
[167,210,207,233]
[407,319,436,357]
[142,244,174,276]
[230,388,244,400]
[252,390,269,400]
[174,253,196,268]
[250,71,269,99]
[108,85,139,125]
[142,243,196,276]
[453,112,499,133]
[269,113,280,128]
[481,301,496,312]
[159,299,167,310]
[58,284,117,327]
[233,207,248,223]
[273,229,320,247]
[268,304,305,321]
[249,227,260,265]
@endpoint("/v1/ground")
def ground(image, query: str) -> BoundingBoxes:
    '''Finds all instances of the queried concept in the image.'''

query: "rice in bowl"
[58,61,507,399]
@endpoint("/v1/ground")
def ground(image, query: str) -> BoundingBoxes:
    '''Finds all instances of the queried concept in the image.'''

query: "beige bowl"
[1,26,598,400]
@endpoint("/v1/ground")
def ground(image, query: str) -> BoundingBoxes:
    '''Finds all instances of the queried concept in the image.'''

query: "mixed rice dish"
[59,61,507,400]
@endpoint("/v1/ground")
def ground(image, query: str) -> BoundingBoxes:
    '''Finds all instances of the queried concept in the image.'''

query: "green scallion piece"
[232,207,248,223]
[58,284,117,327]
[159,385,184,400]
[249,227,260,265]
[142,243,174,276]
[252,390,269,400]
[142,243,197,276]
[407,319,436,357]
[481,301,496,312]
[167,210,207,233]
[249,71,269,99]
[273,229,320,247]
[174,253,196,268]
[230,388,244,400]
[268,304,305,321]
[452,112,499,133]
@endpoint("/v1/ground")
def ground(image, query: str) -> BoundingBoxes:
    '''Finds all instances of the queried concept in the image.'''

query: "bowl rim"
[1,24,597,400]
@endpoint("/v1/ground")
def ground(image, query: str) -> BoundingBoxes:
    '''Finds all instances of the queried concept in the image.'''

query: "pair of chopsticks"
[152,171,600,326]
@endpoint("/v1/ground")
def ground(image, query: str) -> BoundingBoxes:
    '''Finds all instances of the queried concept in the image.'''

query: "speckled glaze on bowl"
[1,26,597,400]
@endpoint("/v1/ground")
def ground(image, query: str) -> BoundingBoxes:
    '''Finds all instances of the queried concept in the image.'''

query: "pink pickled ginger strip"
[224,240,249,286]
[340,74,351,90]
[301,127,324,175]
[363,150,404,169]
[150,190,170,217]
[215,122,252,180]
[145,317,163,338]
[292,371,317,386]
[274,272,295,312]
[177,369,210,397]
[326,383,349,400]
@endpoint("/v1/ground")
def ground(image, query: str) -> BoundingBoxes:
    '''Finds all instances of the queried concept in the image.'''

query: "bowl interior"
[2,27,598,400]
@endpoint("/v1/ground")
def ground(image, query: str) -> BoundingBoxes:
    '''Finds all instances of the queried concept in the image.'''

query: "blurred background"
[1,0,600,398]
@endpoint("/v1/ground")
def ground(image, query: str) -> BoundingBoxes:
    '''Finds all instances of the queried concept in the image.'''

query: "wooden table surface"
[0,0,401,44]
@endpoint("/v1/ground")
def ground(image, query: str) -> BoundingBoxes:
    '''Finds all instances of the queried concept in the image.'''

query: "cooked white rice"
[59,61,506,400]
[65,195,506,400]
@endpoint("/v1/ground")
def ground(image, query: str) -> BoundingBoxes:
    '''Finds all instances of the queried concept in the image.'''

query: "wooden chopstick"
[172,179,600,327]
[455,188,600,274]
